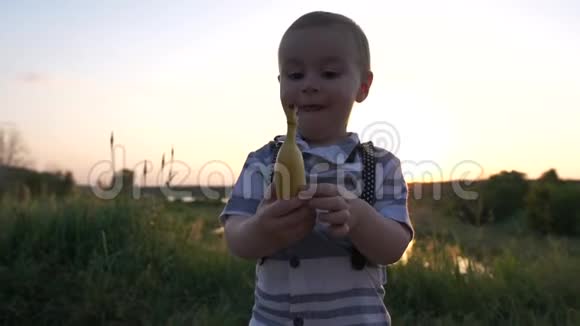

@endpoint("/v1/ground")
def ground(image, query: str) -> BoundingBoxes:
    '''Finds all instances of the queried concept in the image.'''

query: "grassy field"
[1,194,579,325]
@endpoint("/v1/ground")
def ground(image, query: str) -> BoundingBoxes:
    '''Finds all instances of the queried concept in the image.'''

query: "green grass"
[0,195,579,325]
[386,236,580,325]
[0,196,254,325]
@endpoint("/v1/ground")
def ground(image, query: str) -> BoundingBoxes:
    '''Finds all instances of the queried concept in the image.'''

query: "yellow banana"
[274,106,306,200]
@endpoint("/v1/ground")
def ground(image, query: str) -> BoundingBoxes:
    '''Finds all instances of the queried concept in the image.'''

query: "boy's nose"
[301,76,320,94]
[302,85,319,94]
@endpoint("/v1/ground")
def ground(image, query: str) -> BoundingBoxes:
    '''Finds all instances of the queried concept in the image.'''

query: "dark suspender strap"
[351,141,376,270]
[360,141,376,206]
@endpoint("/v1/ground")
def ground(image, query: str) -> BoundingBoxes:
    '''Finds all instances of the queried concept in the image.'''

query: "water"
[167,195,229,203]
[398,238,488,275]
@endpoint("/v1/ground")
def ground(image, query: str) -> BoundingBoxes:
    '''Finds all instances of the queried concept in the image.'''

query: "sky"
[1,0,579,186]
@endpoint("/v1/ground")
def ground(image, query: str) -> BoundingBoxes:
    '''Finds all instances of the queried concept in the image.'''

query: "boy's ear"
[356,71,374,103]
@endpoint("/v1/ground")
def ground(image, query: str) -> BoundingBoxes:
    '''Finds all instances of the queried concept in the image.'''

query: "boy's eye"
[287,72,304,80]
[322,71,340,79]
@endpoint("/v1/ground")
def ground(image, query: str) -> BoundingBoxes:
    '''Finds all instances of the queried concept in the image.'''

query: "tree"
[526,169,580,236]
[480,170,529,222]
[538,168,560,184]
[0,126,30,167]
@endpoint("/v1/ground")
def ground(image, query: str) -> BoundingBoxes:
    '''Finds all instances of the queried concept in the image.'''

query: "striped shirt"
[220,132,414,326]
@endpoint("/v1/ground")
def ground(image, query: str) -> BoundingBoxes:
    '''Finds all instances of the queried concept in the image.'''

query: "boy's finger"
[266,198,305,217]
[328,223,350,238]
[280,206,315,228]
[298,183,336,199]
[308,196,348,211]
[318,209,350,225]
[299,183,357,200]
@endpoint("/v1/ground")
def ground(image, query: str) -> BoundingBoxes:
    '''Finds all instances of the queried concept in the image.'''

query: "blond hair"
[279,11,371,73]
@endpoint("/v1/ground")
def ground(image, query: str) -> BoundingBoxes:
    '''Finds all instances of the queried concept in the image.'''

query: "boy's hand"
[298,183,360,238]
[253,183,316,251]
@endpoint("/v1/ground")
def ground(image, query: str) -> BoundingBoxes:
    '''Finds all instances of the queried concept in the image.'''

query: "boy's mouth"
[298,104,325,112]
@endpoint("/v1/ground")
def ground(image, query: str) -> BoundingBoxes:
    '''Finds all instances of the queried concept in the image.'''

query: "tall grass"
[387,236,580,325]
[1,195,578,325]
[0,196,254,325]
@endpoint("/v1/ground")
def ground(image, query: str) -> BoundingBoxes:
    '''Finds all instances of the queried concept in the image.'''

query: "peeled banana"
[273,106,306,200]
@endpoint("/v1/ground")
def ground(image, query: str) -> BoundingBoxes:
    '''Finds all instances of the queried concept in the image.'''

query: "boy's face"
[278,25,372,145]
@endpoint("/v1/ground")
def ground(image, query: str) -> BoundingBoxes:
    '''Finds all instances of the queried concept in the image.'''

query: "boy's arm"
[348,152,413,266]
[348,199,412,266]
[223,214,278,259]
[219,146,277,259]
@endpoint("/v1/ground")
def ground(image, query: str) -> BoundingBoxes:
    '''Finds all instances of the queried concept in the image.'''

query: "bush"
[526,182,552,234]
[527,182,580,236]
[551,184,580,235]
[0,165,75,199]
[477,171,528,224]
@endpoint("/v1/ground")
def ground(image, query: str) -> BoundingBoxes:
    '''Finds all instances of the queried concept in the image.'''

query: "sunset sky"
[1,0,579,186]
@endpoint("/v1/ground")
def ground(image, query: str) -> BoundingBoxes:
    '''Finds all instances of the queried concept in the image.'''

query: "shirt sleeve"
[373,149,414,240]
[218,144,273,226]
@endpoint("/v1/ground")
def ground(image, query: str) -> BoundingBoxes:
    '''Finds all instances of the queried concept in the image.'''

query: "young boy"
[219,11,414,326]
